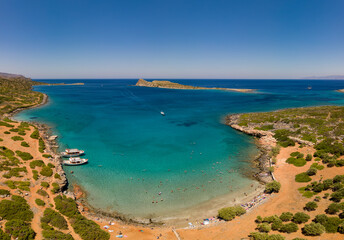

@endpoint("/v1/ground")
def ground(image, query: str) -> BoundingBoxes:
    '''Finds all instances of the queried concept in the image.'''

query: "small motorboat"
[307,86,312,90]
[61,149,85,157]
[63,157,88,166]
[160,111,165,116]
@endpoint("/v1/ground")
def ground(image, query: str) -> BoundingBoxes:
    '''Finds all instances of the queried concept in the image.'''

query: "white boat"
[63,157,88,166]
[160,111,165,116]
[61,149,85,157]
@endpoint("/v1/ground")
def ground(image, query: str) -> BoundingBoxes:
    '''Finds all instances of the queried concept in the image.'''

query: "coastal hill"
[135,78,255,93]
[0,73,45,115]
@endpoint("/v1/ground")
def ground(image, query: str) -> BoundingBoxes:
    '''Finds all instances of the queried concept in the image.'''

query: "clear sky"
[1,0,343,79]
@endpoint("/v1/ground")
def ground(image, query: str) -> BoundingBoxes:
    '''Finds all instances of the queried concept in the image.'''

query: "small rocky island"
[135,79,255,93]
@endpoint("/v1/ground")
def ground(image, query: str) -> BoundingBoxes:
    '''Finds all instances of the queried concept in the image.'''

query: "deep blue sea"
[15,79,344,218]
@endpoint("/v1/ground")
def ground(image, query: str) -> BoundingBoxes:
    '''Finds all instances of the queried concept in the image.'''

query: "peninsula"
[135,78,255,93]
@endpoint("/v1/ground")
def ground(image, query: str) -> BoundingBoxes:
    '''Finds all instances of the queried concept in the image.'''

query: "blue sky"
[0,0,343,79]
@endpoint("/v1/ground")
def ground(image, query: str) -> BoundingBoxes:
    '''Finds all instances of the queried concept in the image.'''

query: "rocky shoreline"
[225,114,276,183]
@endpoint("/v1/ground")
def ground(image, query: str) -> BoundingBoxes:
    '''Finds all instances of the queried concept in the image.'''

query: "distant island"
[135,79,255,93]
[304,75,344,80]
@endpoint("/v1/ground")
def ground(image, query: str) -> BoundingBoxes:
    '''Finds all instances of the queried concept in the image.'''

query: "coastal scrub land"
[1,73,344,239]
[135,78,255,93]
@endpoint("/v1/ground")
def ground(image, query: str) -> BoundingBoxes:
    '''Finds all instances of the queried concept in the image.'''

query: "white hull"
[63,158,88,166]
[61,149,85,158]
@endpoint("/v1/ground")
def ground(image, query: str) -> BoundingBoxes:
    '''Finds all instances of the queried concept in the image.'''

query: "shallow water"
[16,79,344,217]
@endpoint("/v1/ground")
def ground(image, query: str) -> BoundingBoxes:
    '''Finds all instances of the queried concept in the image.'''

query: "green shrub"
[305,154,312,161]
[271,218,283,231]
[302,222,325,236]
[310,162,324,170]
[41,208,68,230]
[306,168,317,176]
[255,216,263,223]
[267,234,285,240]
[51,183,60,194]
[30,129,39,139]
[249,232,268,240]
[41,182,50,188]
[42,227,73,240]
[43,154,52,158]
[286,157,306,167]
[322,217,343,233]
[4,180,30,191]
[39,138,45,153]
[2,167,27,178]
[0,195,33,221]
[279,222,298,233]
[262,215,279,223]
[295,172,311,182]
[71,215,110,240]
[326,203,342,214]
[15,150,33,160]
[29,160,45,169]
[5,219,36,240]
[0,189,10,196]
[40,166,53,177]
[265,181,281,193]
[333,182,344,191]
[338,222,344,234]
[54,195,80,218]
[257,223,271,233]
[32,170,39,180]
[323,179,333,190]
[292,212,310,224]
[333,175,344,183]
[54,173,61,179]
[48,163,55,168]
[35,198,45,206]
[218,206,246,221]
[20,141,29,147]
[304,201,318,211]
[279,212,293,222]
[330,192,343,202]
[0,229,10,240]
[4,131,10,134]
[37,189,48,197]
[11,136,24,141]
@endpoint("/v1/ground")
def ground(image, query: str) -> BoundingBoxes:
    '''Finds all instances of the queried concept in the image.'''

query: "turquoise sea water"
[15,79,344,218]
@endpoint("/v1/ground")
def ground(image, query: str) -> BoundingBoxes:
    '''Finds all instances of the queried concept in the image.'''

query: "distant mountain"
[0,72,28,80]
[304,75,344,80]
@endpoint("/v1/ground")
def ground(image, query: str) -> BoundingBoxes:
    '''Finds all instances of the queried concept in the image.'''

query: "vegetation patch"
[4,180,30,191]
[218,206,246,221]
[37,189,48,197]
[295,172,312,182]
[30,129,40,139]
[29,160,45,169]
[5,219,36,240]
[0,195,34,221]
[35,198,45,206]
[265,181,281,193]
[11,136,24,141]
[15,150,33,160]
[40,165,53,177]
[20,141,30,147]
[41,208,68,230]
[54,195,110,240]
